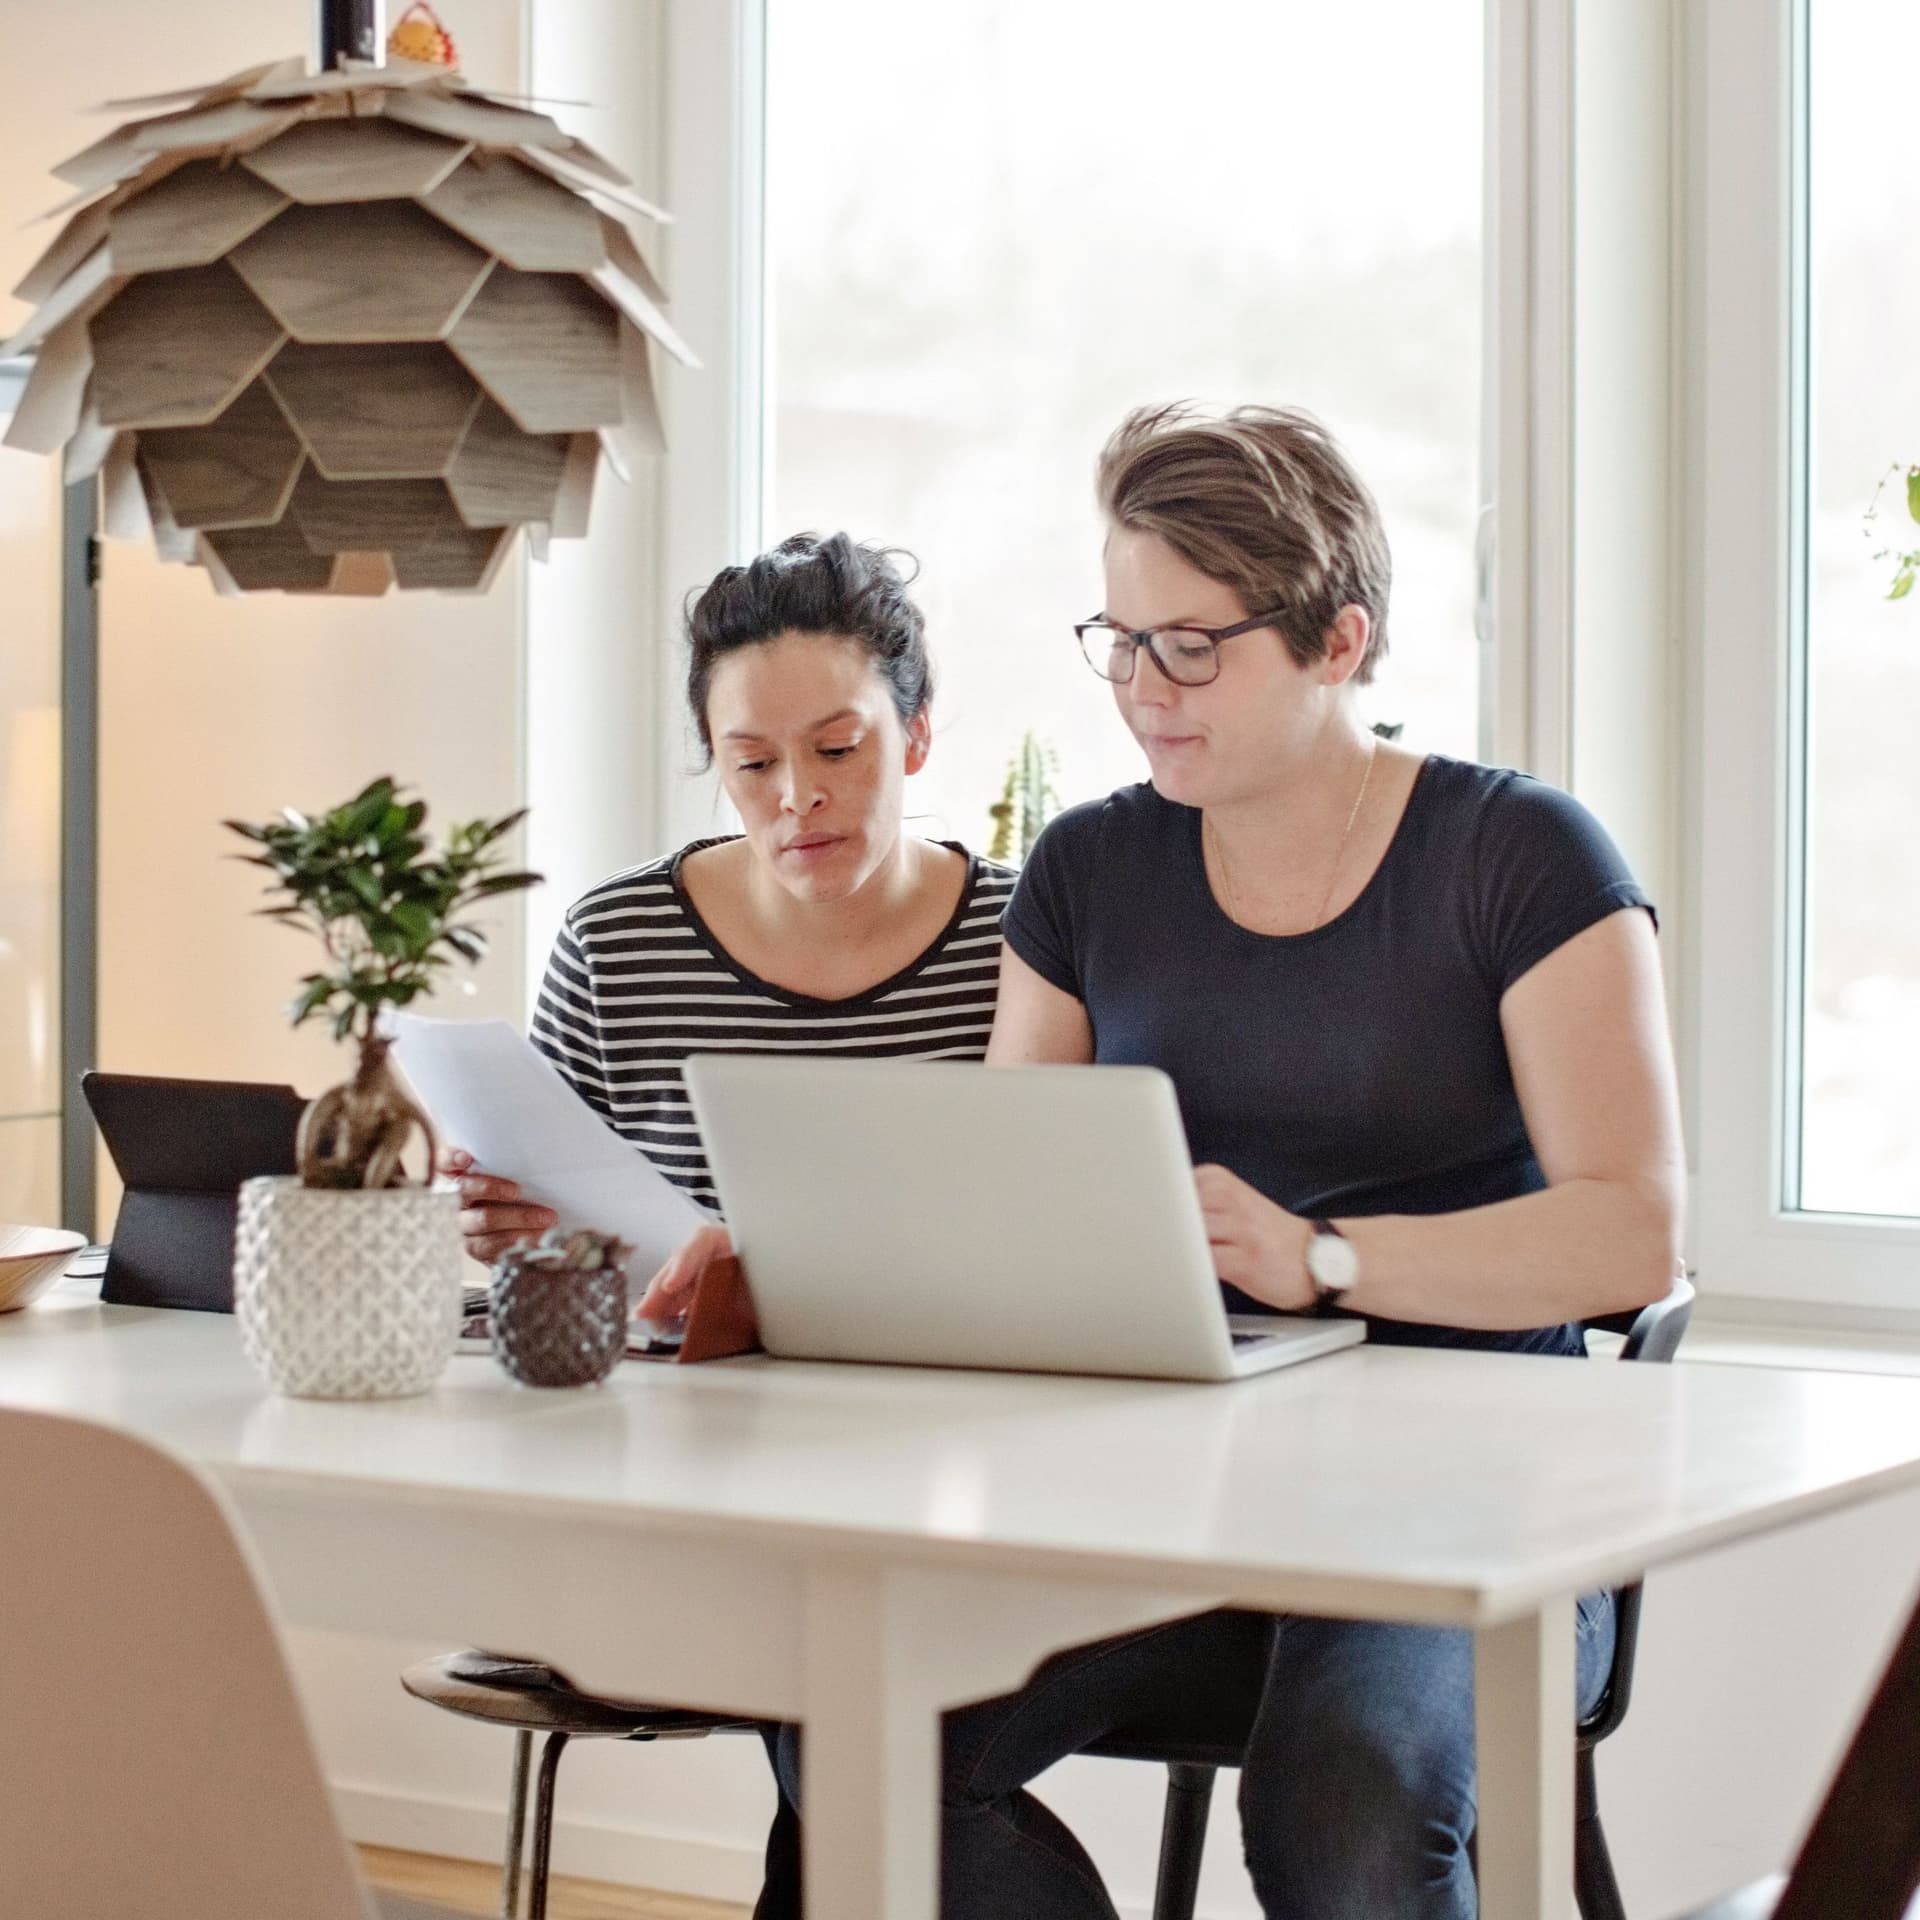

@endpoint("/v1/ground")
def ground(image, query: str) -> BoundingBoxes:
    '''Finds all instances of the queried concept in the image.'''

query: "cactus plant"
[987,730,1062,864]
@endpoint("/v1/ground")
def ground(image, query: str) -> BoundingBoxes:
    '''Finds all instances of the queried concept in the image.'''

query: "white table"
[7,1285,1920,1920]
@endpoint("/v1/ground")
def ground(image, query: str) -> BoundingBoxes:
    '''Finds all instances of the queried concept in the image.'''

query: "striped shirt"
[531,838,1016,1213]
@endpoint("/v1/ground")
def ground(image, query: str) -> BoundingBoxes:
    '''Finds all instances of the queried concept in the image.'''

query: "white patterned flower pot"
[234,1176,462,1400]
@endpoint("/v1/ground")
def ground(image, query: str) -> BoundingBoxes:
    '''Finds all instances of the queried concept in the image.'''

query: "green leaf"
[289,977,335,1024]
[480,869,544,892]
[1906,468,1920,526]
[470,808,530,851]
[345,867,385,910]
[1891,565,1916,602]
[389,900,436,944]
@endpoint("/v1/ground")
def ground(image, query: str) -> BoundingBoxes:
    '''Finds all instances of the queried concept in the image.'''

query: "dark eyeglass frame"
[1073,608,1289,687]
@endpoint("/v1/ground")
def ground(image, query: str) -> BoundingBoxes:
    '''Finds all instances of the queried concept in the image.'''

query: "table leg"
[1475,1597,1575,1920]
[801,1564,943,1920]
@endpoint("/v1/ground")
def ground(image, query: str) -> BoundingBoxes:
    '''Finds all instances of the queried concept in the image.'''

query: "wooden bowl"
[0,1225,86,1313]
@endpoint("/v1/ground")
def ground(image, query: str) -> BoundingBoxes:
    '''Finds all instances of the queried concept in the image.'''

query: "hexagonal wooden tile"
[107,160,289,275]
[54,98,300,192]
[381,88,566,152]
[137,378,304,530]
[326,551,396,595]
[242,118,469,204]
[263,341,482,479]
[391,522,513,592]
[286,466,468,553]
[2,315,91,455]
[14,199,112,304]
[204,518,334,592]
[445,396,567,526]
[448,268,620,433]
[421,155,605,273]
[131,98,303,162]
[230,201,493,343]
[550,434,600,538]
[2,247,116,359]
[89,263,286,429]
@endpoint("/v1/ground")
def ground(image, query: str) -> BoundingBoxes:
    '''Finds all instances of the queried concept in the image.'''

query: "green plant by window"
[224,776,540,1189]
[1867,463,1920,600]
[987,731,1062,863]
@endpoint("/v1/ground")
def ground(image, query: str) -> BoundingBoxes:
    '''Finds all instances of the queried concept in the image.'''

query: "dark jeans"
[775,1596,1615,1919]
[754,1725,804,1919]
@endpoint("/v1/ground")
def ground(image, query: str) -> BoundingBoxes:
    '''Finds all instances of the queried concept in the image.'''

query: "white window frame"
[1682,0,1920,1323]
[675,0,1561,769]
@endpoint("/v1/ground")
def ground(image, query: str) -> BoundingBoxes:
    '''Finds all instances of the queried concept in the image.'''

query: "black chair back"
[1578,1273,1696,1749]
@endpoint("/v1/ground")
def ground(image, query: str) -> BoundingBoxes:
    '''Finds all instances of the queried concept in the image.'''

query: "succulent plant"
[507,1227,633,1275]
[490,1226,633,1388]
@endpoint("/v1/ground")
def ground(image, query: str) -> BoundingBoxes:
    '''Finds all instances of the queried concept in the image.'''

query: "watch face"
[1308,1231,1360,1292]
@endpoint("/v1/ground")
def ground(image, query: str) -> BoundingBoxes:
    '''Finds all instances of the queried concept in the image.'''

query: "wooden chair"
[1085,1275,1697,1920]
[0,1402,460,1920]
[1674,1576,1920,1920]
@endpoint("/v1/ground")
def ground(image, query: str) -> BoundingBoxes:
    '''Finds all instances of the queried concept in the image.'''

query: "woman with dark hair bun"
[449,530,1016,1919]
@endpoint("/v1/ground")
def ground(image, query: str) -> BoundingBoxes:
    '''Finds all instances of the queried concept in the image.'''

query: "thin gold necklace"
[1207,738,1378,932]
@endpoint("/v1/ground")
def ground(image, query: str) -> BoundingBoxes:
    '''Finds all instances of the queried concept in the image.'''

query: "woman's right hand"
[635,1223,734,1326]
[444,1146,558,1267]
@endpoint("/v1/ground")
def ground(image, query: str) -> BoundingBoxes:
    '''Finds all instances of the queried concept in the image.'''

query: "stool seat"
[401,1649,758,1741]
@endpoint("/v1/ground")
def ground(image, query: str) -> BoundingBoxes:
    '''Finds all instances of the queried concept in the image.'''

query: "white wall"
[290,1455,1920,1919]
[0,2,531,1198]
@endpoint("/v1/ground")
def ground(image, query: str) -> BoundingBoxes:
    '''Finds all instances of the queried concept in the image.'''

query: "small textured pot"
[233,1176,462,1400]
[490,1254,629,1388]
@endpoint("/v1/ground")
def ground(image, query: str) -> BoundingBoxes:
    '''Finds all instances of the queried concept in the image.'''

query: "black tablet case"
[82,1072,306,1313]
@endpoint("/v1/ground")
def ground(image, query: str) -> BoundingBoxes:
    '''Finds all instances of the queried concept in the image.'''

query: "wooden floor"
[358,1844,750,1920]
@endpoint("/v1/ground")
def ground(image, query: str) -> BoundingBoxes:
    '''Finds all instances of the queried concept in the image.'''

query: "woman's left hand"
[1193,1164,1315,1312]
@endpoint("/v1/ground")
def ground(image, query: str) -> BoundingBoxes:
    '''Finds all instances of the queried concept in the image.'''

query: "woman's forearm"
[1329,1176,1681,1330]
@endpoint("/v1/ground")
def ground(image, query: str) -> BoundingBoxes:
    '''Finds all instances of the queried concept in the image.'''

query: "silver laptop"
[681,1056,1365,1383]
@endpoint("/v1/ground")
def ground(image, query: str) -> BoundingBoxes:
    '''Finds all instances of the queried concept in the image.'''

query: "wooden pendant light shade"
[1,54,695,595]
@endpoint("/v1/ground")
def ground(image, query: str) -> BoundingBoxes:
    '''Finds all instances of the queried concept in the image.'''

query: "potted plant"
[986,730,1062,864]
[1869,462,1920,600]
[223,776,539,1398]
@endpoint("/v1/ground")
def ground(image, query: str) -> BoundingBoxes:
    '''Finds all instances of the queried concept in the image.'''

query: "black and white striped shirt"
[531,839,1016,1213]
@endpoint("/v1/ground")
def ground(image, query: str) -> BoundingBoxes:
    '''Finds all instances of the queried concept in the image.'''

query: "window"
[1689,0,1920,1314]
[1794,0,1920,1221]
[762,0,1485,847]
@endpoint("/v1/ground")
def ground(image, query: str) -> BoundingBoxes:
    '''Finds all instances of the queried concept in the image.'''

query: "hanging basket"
[1,54,698,595]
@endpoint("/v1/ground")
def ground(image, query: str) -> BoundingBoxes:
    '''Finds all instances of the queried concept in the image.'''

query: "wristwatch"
[1305,1218,1359,1311]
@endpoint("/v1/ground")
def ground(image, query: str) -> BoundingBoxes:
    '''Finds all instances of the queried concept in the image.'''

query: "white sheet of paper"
[388,1014,706,1274]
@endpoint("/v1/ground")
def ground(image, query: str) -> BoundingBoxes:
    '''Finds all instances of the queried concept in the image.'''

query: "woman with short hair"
[933,403,1684,1919]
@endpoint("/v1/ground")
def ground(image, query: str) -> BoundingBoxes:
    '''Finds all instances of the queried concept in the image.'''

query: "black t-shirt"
[1003,755,1656,1355]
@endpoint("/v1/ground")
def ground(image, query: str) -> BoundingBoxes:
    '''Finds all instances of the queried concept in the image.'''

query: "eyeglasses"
[1073,609,1288,687]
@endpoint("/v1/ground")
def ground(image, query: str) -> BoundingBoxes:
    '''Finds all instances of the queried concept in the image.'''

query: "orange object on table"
[674,1252,763,1363]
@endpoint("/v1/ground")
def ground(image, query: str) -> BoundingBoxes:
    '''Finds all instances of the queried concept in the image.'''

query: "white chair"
[0,1402,459,1920]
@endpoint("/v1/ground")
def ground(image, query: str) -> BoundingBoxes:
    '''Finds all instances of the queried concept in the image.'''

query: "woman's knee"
[1239,1621,1477,1915]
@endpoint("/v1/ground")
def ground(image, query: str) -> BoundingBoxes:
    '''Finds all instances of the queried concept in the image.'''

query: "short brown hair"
[1095,403,1392,684]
